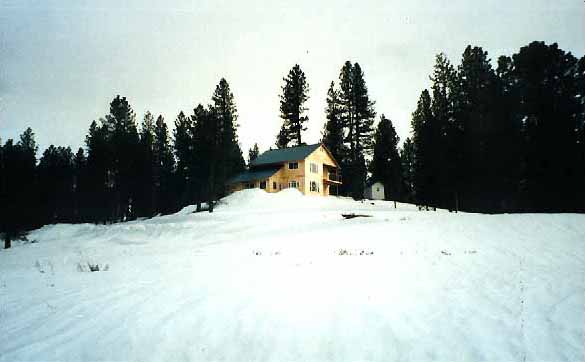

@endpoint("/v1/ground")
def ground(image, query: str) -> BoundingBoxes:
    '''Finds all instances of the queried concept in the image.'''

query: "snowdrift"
[1,190,584,361]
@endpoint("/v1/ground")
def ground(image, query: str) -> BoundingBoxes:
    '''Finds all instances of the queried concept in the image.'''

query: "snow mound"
[218,188,306,210]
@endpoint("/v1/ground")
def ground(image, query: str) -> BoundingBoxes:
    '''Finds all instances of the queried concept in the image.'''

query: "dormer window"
[288,162,298,169]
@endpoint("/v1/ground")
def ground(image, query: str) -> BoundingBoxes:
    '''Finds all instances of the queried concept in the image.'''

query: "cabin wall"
[304,151,326,196]
[268,160,307,194]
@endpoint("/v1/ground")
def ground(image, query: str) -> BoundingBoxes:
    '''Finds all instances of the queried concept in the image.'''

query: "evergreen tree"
[1,128,38,248]
[211,78,245,203]
[370,115,402,200]
[38,145,75,224]
[248,143,260,164]
[73,147,87,222]
[154,115,176,214]
[337,61,376,199]
[173,111,195,207]
[190,104,208,211]
[278,64,310,147]
[275,124,289,149]
[510,42,582,211]
[411,89,434,208]
[400,137,416,202]
[135,111,156,217]
[85,120,112,224]
[577,56,585,211]
[429,53,458,210]
[103,95,140,221]
[322,81,346,166]
[456,46,505,211]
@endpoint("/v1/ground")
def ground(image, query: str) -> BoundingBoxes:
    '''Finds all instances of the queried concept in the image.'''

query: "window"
[376,187,380,192]
[260,180,267,189]
[288,162,298,169]
[310,181,319,192]
[289,180,298,188]
[245,182,255,189]
[310,163,319,173]
[273,182,277,190]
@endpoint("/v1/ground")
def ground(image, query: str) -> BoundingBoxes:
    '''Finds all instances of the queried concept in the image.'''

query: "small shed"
[364,181,385,200]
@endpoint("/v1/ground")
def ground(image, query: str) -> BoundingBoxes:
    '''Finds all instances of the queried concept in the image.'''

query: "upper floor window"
[288,162,298,169]
[310,163,319,173]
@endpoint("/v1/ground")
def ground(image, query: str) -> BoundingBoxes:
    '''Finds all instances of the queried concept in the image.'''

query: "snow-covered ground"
[1,189,584,362]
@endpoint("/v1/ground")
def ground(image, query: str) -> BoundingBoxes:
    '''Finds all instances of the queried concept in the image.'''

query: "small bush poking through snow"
[77,262,109,272]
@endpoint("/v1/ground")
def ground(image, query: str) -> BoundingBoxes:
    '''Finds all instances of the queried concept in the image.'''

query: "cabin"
[364,180,385,200]
[227,143,342,196]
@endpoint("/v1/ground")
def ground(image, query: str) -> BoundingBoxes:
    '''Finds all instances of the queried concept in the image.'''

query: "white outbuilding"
[364,181,385,200]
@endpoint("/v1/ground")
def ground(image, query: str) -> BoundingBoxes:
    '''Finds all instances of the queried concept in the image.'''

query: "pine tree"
[322,81,346,165]
[411,89,434,208]
[154,115,176,214]
[275,125,289,149]
[510,42,582,211]
[429,53,458,210]
[1,128,39,248]
[248,143,260,164]
[337,61,376,199]
[173,111,194,207]
[456,46,512,212]
[135,112,156,217]
[400,137,416,202]
[85,120,112,224]
[73,147,87,222]
[370,115,402,201]
[103,95,140,221]
[38,145,75,224]
[278,64,310,147]
[577,56,585,211]
[211,78,245,204]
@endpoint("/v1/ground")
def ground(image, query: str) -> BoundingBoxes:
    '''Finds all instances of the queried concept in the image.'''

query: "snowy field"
[1,189,584,362]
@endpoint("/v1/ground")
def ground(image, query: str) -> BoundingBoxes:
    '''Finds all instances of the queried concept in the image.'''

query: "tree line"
[402,41,585,213]
[1,41,584,247]
[0,78,244,248]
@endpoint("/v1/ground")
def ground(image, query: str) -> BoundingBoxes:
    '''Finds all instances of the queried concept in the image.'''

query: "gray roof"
[227,167,280,184]
[250,143,321,167]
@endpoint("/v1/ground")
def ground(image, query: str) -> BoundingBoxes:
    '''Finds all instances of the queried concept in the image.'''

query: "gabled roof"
[250,143,321,167]
[227,167,280,184]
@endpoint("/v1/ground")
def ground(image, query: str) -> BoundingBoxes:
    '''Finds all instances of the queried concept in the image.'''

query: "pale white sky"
[1,0,583,155]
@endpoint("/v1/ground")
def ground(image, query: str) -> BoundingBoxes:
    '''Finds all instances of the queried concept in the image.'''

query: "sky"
[1,0,584,157]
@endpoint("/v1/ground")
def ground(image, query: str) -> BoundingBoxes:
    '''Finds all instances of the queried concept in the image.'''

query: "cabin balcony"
[324,171,342,184]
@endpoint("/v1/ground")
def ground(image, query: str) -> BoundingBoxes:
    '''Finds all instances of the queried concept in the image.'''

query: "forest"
[1,41,584,247]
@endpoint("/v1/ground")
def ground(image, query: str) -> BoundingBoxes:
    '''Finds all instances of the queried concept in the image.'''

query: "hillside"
[1,189,584,361]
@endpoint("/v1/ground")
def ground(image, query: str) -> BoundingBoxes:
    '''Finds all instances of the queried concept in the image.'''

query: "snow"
[1,189,584,361]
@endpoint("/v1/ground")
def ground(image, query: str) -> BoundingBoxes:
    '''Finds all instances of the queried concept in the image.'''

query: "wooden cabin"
[227,143,342,196]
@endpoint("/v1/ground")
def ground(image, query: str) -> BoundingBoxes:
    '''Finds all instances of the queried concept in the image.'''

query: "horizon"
[1,0,584,155]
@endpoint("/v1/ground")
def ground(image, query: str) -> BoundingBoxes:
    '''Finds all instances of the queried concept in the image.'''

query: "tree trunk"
[4,234,11,249]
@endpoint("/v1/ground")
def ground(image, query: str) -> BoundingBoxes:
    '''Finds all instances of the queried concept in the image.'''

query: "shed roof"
[227,167,280,184]
[366,179,384,188]
[250,143,321,166]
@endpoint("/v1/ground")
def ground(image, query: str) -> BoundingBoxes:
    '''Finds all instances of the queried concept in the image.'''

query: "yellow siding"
[228,145,341,196]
